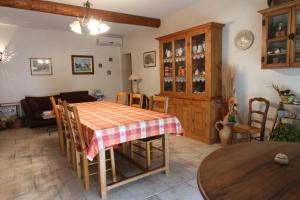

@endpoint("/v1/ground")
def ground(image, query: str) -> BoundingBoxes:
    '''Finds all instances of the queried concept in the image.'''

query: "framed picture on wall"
[143,51,156,68]
[30,58,53,76]
[71,55,94,75]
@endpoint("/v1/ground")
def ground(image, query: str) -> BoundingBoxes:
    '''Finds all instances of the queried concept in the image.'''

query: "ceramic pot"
[165,50,172,58]
[202,42,206,51]
[215,120,232,147]
[178,48,184,56]
[193,45,198,54]
[197,44,204,53]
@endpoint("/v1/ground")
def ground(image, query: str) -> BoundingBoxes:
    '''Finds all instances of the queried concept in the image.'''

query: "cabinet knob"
[289,33,295,40]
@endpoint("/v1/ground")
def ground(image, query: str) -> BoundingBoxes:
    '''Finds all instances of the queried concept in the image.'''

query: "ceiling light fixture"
[69,0,110,35]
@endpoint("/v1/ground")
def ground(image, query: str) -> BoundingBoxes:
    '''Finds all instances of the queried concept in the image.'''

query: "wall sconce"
[0,52,2,62]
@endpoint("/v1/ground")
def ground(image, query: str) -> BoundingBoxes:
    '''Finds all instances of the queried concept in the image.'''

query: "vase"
[215,120,232,147]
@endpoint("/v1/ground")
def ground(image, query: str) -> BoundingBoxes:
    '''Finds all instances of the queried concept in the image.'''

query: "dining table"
[75,101,182,199]
[197,142,300,200]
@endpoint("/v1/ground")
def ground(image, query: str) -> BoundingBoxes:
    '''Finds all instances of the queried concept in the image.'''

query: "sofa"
[21,91,97,128]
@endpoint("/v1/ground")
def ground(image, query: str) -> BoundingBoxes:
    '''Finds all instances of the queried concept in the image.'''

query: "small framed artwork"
[143,51,156,68]
[71,55,94,75]
[30,58,53,76]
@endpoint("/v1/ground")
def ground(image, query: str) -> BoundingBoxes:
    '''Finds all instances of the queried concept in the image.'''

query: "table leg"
[98,148,107,199]
[163,133,170,175]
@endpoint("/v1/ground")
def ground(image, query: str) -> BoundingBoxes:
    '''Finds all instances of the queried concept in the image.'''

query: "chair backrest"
[57,99,71,138]
[115,91,127,105]
[248,97,270,141]
[149,96,169,114]
[66,104,86,151]
[129,93,143,108]
[50,96,62,131]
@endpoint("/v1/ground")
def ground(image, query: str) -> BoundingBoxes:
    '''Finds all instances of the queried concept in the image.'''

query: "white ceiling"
[0,0,199,35]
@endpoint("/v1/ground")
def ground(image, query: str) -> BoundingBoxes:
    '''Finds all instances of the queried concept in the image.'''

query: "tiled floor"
[0,128,220,200]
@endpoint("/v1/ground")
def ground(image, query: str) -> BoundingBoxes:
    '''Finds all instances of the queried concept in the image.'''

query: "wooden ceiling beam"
[0,0,161,28]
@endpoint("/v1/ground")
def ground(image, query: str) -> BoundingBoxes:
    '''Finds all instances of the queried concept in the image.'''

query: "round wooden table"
[197,142,300,200]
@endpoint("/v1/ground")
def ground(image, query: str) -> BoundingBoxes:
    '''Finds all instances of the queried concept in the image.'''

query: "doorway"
[121,53,132,93]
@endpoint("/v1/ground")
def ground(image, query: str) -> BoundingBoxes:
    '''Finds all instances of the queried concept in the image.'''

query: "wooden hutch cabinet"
[157,22,224,144]
[259,1,300,69]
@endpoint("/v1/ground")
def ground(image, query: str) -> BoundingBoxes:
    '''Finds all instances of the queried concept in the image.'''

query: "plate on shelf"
[193,91,205,94]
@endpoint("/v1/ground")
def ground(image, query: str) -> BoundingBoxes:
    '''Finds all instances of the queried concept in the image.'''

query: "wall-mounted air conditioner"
[96,35,123,47]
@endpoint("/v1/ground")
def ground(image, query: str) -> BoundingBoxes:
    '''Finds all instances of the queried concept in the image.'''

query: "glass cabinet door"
[265,11,290,67]
[191,33,206,94]
[175,39,187,93]
[293,8,300,65]
[163,42,173,92]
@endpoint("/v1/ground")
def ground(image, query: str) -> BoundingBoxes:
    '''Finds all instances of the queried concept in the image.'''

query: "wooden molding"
[258,1,300,14]
[156,22,224,40]
[0,0,161,28]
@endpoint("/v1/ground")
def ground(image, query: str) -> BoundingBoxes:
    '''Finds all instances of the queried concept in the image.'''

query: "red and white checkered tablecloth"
[75,101,182,161]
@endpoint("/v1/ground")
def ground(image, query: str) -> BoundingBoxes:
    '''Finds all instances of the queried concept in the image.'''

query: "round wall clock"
[234,30,255,50]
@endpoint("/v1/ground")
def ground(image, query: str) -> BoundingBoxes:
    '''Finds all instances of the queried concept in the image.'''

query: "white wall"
[0,24,122,103]
[122,0,300,122]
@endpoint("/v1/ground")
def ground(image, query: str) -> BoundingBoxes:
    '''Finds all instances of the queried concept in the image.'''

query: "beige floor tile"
[58,178,86,200]
[0,176,35,199]
[0,167,14,185]
[0,128,217,200]
[156,183,203,200]
[152,167,194,188]
[0,150,15,160]
[0,138,16,146]
[13,185,61,200]
[0,129,16,138]
[124,176,170,200]
[33,169,62,191]
[186,178,198,188]
[85,184,137,200]
[15,158,50,179]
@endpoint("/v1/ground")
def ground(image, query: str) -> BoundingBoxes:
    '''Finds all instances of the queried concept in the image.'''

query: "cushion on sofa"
[26,98,40,112]
[60,91,89,103]
[33,111,43,119]
[25,96,53,112]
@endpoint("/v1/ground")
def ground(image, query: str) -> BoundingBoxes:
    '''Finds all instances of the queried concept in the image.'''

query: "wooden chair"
[115,91,128,152]
[232,97,270,142]
[65,104,117,190]
[50,96,65,154]
[128,93,144,157]
[57,99,74,168]
[130,96,169,170]
[115,91,127,105]
[129,93,143,108]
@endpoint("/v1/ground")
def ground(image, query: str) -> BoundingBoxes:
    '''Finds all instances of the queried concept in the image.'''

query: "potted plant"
[272,84,296,104]
[271,123,300,142]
